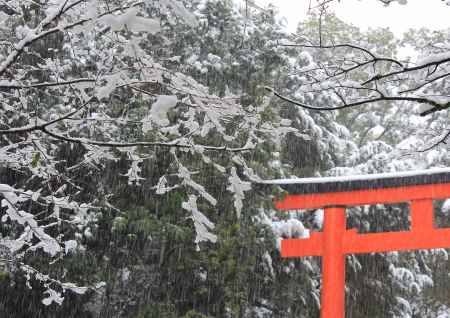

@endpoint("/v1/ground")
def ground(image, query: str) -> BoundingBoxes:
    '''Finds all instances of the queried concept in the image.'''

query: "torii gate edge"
[266,168,450,318]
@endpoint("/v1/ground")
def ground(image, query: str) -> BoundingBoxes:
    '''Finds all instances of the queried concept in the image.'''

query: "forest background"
[0,0,449,317]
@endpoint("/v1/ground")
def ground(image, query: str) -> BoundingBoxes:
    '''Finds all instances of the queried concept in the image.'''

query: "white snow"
[182,195,217,245]
[42,288,64,306]
[160,0,199,27]
[64,240,78,254]
[313,209,324,228]
[280,119,292,126]
[227,167,251,218]
[100,7,161,33]
[148,95,178,127]
[261,167,450,185]
[197,269,207,281]
[61,283,88,295]
[262,251,275,278]
[119,267,131,282]
[390,265,414,284]
[367,125,385,140]
[178,166,217,206]
[417,52,450,67]
[1,187,61,256]
[426,95,450,105]
[123,157,145,185]
[154,175,179,194]
[0,11,8,25]
[437,307,450,318]
[442,199,450,214]
[395,296,412,316]
[271,219,308,239]
[96,72,126,100]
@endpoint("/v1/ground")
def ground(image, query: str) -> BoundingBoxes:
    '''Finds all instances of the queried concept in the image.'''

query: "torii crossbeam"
[264,168,450,318]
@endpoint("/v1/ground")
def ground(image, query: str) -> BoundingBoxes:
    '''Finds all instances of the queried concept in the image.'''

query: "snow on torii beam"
[264,168,450,318]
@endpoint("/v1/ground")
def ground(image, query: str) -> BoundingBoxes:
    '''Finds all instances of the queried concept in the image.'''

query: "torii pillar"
[271,169,450,318]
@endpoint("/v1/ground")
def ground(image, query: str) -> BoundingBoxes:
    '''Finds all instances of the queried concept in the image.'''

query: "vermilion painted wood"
[275,183,450,210]
[276,183,450,318]
[344,228,450,254]
[410,199,434,231]
[322,207,345,318]
[281,233,323,256]
[282,228,450,256]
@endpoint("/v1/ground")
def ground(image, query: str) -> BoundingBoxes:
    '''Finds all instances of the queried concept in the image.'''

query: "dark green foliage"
[1,1,448,318]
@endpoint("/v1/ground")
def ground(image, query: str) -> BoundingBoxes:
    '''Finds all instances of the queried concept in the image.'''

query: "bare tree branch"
[39,128,254,153]
[417,129,450,152]
[0,98,93,134]
[0,1,144,77]
[280,42,404,67]
[0,78,96,90]
[266,86,449,116]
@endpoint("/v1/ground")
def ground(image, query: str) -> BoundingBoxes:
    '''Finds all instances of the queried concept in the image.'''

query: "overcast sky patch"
[254,0,450,35]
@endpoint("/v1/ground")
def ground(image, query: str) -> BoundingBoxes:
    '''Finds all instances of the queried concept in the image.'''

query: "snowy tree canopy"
[268,0,450,150]
[0,0,290,304]
[0,0,448,317]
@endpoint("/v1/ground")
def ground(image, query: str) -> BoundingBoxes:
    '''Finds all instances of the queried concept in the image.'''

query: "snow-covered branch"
[272,37,450,116]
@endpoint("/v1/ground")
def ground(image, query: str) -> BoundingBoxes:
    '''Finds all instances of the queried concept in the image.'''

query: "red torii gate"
[269,168,450,318]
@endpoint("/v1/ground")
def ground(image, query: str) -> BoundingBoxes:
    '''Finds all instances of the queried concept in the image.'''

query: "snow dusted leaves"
[143,95,179,130]
[272,219,308,239]
[0,184,61,256]
[160,0,199,27]
[41,283,88,306]
[271,218,309,250]
[42,288,64,306]
[64,240,78,254]
[20,263,90,306]
[170,163,220,246]
[416,52,450,67]
[96,72,127,100]
[182,195,217,246]
[256,209,310,250]
[173,165,253,245]
[443,199,450,214]
[178,166,217,206]
[227,167,251,218]
[99,7,161,33]
[154,176,179,195]
[123,150,145,185]
[0,0,299,307]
